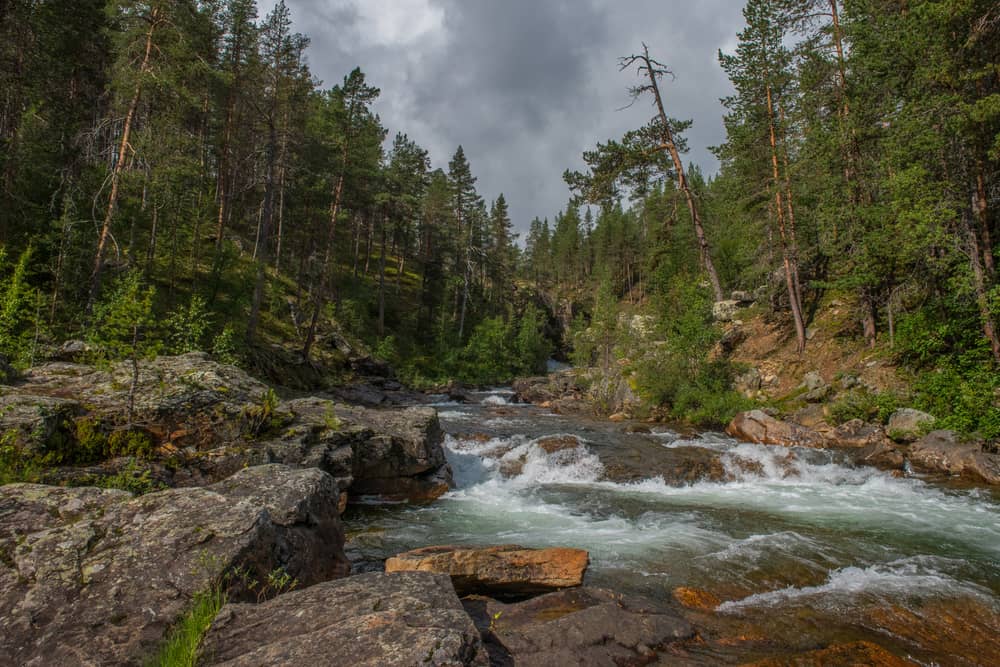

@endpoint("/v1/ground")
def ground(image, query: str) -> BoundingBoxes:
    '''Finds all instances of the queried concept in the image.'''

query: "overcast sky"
[282,0,746,235]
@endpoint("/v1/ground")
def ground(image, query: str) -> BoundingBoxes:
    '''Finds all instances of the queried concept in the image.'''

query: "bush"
[828,390,902,426]
[166,294,212,354]
[0,245,42,368]
[913,365,1000,439]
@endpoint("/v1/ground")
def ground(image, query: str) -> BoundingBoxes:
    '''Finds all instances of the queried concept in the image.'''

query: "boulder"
[384,544,589,597]
[0,465,349,666]
[827,419,889,449]
[800,371,826,392]
[734,367,762,395]
[463,587,694,666]
[887,408,935,441]
[726,410,827,448]
[908,430,1000,484]
[731,290,754,303]
[713,300,740,322]
[672,587,722,612]
[200,571,488,666]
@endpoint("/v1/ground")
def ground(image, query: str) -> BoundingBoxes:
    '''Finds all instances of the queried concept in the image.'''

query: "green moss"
[108,429,154,459]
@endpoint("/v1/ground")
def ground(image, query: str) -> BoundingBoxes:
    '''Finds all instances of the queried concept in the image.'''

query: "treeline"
[523,0,999,434]
[0,0,545,384]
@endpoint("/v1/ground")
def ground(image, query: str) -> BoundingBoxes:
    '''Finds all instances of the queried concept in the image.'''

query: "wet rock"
[726,410,827,448]
[741,641,913,666]
[601,446,727,486]
[908,430,1000,484]
[201,571,488,666]
[672,586,722,612]
[887,408,935,441]
[535,435,581,454]
[384,544,589,597]
[463,586,694,666]
[608,412,628,422]
[0,465,349,666]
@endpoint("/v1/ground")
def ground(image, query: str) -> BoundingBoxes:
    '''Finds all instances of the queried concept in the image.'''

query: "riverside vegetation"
[0,0,999,665]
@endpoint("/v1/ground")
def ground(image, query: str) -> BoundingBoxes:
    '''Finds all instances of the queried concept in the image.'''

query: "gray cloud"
[282,0,746,234]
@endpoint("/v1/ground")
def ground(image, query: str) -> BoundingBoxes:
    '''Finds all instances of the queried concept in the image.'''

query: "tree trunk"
[766,81,807,353]
[89,9,159,309]
[637,46,724,301]
[377,215,387,337]
[247,118,278,344]
[965,212,1000,363]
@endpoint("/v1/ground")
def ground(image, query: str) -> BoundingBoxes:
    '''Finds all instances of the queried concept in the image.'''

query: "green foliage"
[107,428,155,458]
[166,294,212,354]
[242,388,285,437]
[145,587,225,667]
[513,304,551,376]
[632,276,749,426]
[0,429,40,485]
[0,245,41,369]
[88,271,160,363]
[210,325,242,366]
[828,390,903,426]
[912,365,1000,440]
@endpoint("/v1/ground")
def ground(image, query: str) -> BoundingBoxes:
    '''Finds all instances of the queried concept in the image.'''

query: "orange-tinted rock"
[672,587,721,612]
[863,597,1000,666]
[608,412,628,422]
[726,410,827,448]
[741,641,914,667]
[384,544,589,596]
[536,435,581,454]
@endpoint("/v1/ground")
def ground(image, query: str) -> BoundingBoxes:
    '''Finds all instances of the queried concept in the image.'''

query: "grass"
[146,588,226,667]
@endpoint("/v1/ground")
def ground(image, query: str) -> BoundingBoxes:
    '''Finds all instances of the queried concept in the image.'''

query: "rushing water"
[346,389,1000,665]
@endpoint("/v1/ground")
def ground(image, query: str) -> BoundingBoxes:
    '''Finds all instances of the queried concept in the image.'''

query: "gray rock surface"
[0,465,348,666]
[909,430,1000,484]
[887,408,935,441]
[463,586,694,666]
[201,571,488,666]
[0,387,82,456]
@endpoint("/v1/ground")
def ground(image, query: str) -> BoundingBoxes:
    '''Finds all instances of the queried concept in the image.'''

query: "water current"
[345,389,1000,664]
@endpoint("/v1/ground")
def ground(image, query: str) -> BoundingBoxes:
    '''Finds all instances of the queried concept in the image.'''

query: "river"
[345,388,1000,665]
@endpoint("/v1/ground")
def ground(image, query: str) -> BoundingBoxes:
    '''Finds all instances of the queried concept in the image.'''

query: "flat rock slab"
[201,571,488,666]
[385,544,589,597]
[0,465,348,666]
[463,586,695,666]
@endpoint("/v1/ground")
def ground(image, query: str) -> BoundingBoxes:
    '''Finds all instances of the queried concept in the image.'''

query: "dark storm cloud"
[282,0,746,235]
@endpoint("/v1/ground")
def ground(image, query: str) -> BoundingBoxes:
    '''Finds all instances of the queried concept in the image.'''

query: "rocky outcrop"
[5,354,452,502]
[385,544,588,597]
[200,571,488,666]
[512,371,583,408]
[0,465,348,666]
[908,430,1000,484]
[726,410,827,448]
[463,586,694,666]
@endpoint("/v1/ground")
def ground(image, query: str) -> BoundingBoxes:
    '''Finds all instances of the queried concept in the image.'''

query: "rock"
[384,544,589,597]
[838,374,861,390]
[799,371,826,392]
[713,300,740,322]
[731,290,754,303]
[789,404,828,430]
[803,385,831,403]
[908,430,1000,484]
[535,435,581,454]
[672,587,721,612]
[741,641,913,666]
[608,412,628,422]
[201,571,488,666]
[0,465,349,666]
[463,587,694,666]
[0,387,82,457]
[720,326,748,355]
[726,410,827,448]
[887,408,935,441]
[735,367,762,394]
[51,339,93,362]
[827,419,889,449]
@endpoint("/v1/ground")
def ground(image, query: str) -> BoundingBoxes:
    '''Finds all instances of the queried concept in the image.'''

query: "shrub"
[211,324,241,365]
[166,294,212,354]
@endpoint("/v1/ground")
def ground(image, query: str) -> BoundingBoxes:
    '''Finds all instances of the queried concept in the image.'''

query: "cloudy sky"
[282,0,746,235]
